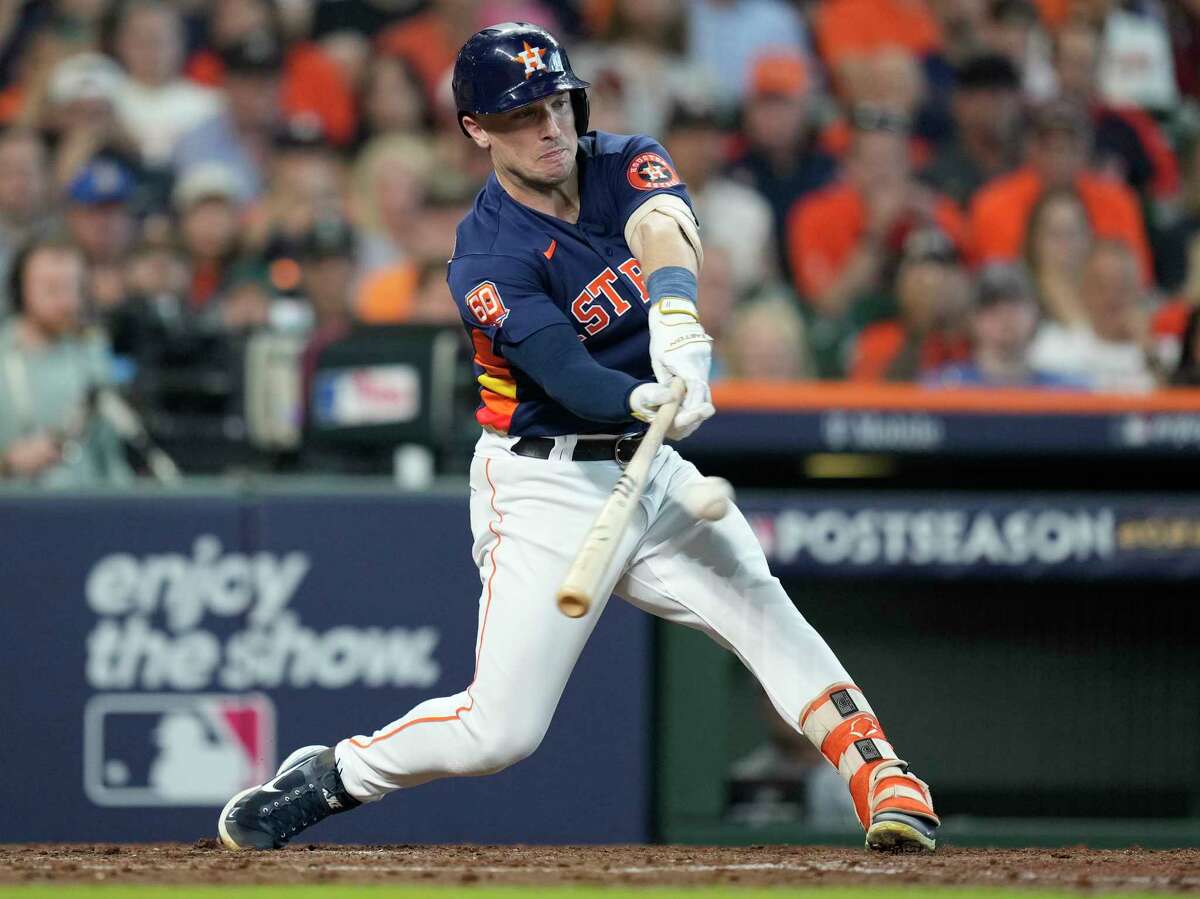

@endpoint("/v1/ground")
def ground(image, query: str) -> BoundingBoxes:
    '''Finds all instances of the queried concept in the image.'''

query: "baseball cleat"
[866,810,937,852]
[218,744,360,850]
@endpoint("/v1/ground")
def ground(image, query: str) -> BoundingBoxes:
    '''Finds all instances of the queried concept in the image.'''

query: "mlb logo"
[84,693,275,807]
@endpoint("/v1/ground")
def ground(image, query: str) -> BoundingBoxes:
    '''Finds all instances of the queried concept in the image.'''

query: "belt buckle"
[613,433,641,468]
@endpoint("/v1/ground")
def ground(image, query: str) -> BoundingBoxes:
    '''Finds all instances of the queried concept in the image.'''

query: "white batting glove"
[629,381,708,441]
[648,298,715,438]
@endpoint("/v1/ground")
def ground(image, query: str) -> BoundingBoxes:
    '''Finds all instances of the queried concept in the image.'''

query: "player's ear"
[462,115,491,150]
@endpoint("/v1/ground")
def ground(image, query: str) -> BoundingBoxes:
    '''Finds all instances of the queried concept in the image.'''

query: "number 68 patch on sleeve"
[465,281,510,327]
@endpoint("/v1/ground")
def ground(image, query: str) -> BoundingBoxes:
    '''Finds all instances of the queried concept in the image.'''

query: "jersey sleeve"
[447,253,568,348]
[612,135,696,232]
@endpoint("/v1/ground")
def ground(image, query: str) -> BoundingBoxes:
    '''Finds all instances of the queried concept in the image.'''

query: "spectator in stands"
[351,135,433,276]
[175,163,244,314]
[724,294,814,381]
[813,0,944,98]
[980,0,1056,100]
[1030,241,1158,392]
[174,30,287,202]
[922,54,1022,206]
[969,99,1152,282]
[787,107,969,320]
[1084,0,1177,114]
[850,227,972,381]
[350,135,434,323]
[0,0,108,98]
[1053,17,1179,207]
[928,0,990,67]
[686,0,809,108]
[0,129,50,311]
[377,0,527,103]
[727,53,836,278]
[811,44,951,168]
[354,54,432,147]
[1023,187,1092,326]
[297,217,358,409]
[40,53,139,192]
[186,0,356,148]
[104,236,190,369]
[64,155,138,311]
[0,235,132,486]
[575,0,705,139]
[665,100,775,296]
[249,125,347,269]
[927,262,1080,387]
[110,0,222,168]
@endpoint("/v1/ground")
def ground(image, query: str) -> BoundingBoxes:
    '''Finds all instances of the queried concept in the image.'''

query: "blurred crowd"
[4,0,1200,483]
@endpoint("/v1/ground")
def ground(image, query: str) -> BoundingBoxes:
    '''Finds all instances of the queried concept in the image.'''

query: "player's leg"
[616,448,938,851]
[220,443,638,848]
[334,450,628,797]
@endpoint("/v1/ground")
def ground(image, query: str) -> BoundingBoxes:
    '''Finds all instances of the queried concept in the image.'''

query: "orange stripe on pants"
[348,457,504,749]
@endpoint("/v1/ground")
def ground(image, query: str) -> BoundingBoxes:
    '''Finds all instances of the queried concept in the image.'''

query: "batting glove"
[629,381,708,442]
[648,298,715,438]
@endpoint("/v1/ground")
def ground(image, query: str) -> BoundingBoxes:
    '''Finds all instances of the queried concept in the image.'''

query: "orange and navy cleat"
[865,764,939,852]
[798,683,939,853]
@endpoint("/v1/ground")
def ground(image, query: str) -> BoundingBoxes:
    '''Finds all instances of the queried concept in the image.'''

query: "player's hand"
[629,381,712,441]
[648,298,715,438]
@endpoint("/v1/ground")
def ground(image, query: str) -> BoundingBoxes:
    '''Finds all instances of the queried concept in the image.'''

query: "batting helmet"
[453,22,590,137]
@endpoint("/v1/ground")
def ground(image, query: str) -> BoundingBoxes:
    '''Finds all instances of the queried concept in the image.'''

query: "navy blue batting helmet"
[453,22,590,136]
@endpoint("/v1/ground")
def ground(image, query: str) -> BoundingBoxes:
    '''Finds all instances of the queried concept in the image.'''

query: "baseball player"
[219,23,939,853]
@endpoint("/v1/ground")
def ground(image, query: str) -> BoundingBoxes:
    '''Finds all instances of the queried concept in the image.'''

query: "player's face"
[466,92,577,189]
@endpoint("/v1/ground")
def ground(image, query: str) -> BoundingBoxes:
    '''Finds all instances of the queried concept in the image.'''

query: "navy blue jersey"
[447,131,694,436]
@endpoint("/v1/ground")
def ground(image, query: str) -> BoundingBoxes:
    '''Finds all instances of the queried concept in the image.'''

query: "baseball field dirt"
[1,843,1198,896]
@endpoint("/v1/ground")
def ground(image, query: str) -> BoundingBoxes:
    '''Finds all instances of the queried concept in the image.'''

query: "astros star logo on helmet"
[515,41,547,78]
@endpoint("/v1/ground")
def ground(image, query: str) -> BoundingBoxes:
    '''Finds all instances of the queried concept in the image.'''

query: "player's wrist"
[646,266,698,312]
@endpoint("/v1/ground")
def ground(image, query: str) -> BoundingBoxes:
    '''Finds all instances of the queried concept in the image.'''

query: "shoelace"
[254,782,332,843]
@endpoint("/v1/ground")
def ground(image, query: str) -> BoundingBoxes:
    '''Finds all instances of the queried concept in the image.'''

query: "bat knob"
[557,591,589,619]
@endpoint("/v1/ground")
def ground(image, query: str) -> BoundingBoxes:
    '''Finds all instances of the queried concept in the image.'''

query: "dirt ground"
[2,844,1199,892]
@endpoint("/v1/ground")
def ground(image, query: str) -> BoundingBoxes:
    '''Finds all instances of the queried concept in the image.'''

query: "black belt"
[512,433,644,466]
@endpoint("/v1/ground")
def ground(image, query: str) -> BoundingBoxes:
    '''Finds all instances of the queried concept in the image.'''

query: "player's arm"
[503,323,647,423]
[623,153,714,440]
[451,254,654,425]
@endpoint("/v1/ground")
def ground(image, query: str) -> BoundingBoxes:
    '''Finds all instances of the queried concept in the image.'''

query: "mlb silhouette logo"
[84,693,275,807]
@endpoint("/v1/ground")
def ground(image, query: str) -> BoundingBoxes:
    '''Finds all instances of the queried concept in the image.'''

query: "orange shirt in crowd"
[1034,0,1071,31]
[850,321,970,381]
[376,12,460,102]
[187,44,356,146]
[356,263,419,324]
[786,181,969,302]
[969,166,1153,283]
[814,0,942,67]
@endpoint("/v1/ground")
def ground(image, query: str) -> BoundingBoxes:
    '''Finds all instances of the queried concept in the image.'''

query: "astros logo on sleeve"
[627,152,681,191]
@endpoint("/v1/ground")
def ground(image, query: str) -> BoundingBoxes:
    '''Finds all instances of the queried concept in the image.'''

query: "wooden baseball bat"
[556,378,686,619]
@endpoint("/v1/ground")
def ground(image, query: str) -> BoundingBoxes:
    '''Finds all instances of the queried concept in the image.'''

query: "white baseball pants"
[335,431,855,801]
